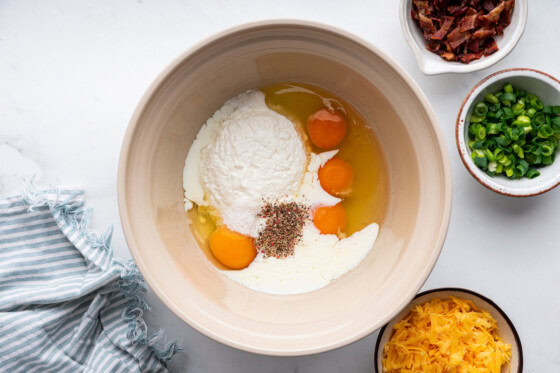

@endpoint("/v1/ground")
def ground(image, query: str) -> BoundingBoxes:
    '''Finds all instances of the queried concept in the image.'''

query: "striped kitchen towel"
[0,184,179,372]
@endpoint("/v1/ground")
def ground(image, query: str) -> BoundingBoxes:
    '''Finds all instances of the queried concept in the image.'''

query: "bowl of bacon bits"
[374,288,522,373]
[400,0,527,75]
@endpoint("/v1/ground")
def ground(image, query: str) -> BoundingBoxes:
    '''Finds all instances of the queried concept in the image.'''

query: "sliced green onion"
[494,148,504,160]
[541,143,554,156]
[516,160,529,176]
[474,156,488,168]
[484,149,495,161]
[534,113,546,126]
[472,140,486,149]
[474,102,489,116]
[513,115,531,126]
[495,135,510,146]
[476,126,487,140]
[530,98,544,110]
[538,125,553,138]
[485,93,500,105]
[503,107,513,118]
[498,155,512,166]
[526,168,540,179]
[496,163,503,174]
[487,123,500,135]
[470,114,485,123]
[512,144,524,158]
[467,82,560,179]
[501,92,516,106]
[526,108,537,118]
[512,101,525,115]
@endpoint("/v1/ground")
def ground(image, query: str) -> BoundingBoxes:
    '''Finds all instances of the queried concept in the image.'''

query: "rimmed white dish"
[374,287,523,373]
[399,0,528,75]
[457,68,560,197]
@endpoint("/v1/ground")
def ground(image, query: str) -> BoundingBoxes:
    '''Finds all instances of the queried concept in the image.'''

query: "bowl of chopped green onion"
[457,68,560,197]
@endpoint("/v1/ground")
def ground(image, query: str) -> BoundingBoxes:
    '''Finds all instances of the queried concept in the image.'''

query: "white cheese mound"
[223,222,379,295]
[183,90,307,237]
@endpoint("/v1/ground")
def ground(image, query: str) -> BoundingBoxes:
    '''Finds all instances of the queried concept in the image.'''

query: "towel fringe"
[23,179,181,366]
[23,179,114,254]
[119,260,182,365]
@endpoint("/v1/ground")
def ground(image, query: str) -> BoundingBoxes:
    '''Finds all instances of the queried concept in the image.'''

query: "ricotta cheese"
[183,90,307,237]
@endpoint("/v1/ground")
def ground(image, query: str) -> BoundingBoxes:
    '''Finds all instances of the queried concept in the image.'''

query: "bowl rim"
[456,67,560,197]
[399,0,528,75]
[117,19,453,356]
[373,287,524,373]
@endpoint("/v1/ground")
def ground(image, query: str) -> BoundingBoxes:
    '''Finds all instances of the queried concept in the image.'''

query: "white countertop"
[1,1,559,372]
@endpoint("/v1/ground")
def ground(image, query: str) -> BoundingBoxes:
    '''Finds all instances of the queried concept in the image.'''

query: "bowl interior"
[401,0,527,75]
[458,70,560,196]
[375,289,522,373]
[119,22,451,355]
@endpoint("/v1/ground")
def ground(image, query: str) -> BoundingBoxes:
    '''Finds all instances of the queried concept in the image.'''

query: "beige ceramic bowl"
[118,20,452,356]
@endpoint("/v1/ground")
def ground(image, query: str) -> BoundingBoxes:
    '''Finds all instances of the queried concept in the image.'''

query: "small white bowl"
[374,288,523,373]
[399,0,528,75]
[457,68,560,197]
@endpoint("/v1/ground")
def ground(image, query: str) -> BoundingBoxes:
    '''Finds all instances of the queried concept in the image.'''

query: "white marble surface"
[1,1,559,372]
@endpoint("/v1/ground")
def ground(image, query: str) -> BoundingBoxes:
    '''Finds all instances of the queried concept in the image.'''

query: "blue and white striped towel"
[0,185,179,372]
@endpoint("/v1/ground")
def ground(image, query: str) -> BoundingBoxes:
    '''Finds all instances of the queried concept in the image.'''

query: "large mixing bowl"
[118,20,452,356]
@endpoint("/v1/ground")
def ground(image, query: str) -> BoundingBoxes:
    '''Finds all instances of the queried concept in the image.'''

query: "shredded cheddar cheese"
[382,297,512,373]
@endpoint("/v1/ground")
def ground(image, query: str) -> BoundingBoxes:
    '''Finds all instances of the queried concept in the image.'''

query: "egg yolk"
[307,108,347,149]
[209,226,257,270]
[313,203,347,235]
[318,157,354,196]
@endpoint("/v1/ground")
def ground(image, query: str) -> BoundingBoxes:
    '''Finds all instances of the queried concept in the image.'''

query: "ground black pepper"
[256,200,310,258]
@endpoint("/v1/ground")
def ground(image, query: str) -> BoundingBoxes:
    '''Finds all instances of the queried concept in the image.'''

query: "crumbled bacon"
[447,5,468,15]
[460,51,484,63]
[447,27,471,49]
[411,0,515,64]
[459,13,478,31]
[418,12,436,33]
[432,16,455,40]
[434,0,447,10]
[413,0,431,14]
[468,39,481,52]
[482,0,495,12]
[472,27,495,39]
[496,25,504,36]
[500,0,514,26]
[427,40,442,52]
[441,52,456,60]
[484,38,499,55]
[479,1,505,24]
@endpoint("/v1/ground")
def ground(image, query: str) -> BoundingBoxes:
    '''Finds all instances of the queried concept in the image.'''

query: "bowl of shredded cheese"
[374,288,522,373]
